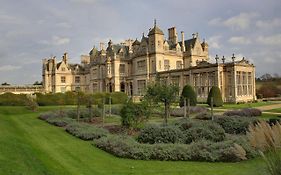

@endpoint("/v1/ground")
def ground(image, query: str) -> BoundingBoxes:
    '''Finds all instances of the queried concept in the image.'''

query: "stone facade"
[42,22,256,103]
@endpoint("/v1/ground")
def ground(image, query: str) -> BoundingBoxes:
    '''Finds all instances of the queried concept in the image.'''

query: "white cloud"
[257,34,281,45]
[256,18,281,29]
[40,36,70,46]
[0,65,21,72]
[209,12,258,30]
[228,36,251,45]
[208,35,221,49]
[208,18,222,26]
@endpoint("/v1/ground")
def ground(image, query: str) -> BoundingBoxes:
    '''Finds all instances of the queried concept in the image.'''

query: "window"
[176,61,182,69]
[137,60,146,71]
[164,60,170,71]
[137,80,146,95]
[61,67,65,71]
[159,60,161,69]
[248,72,252,95]
[61,76,66,83]
[75,76,80,83]
[236,71,242,96]
[119,64,125,74]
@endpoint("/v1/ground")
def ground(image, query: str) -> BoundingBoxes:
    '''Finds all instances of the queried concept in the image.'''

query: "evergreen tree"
[207,86,223,107]
[179,84,197,107]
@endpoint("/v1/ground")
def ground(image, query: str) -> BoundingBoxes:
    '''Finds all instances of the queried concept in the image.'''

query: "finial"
[142,32,144,37]
[154,19,157,27]
[232,53,235,62]
[215,55,219,64]
[192,33,195,38]
[222,55,226,64]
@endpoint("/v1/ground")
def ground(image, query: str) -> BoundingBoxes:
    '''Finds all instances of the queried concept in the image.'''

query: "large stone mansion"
[42,21,256,103]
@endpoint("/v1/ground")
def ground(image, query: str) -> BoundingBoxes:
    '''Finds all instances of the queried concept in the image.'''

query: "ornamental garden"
[1,81,281,168]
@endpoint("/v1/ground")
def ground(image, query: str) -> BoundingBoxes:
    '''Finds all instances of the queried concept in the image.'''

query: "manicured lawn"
[266,108,281,113]
[0,106,267,175]
[218,101,276,109]
[259,113,281,120]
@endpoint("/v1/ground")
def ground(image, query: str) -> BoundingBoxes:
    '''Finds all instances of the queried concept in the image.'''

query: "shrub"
[224,108,262,117]
[110,92,128,104]
[174,118,197,130]
[225,134,259,158]
[38,112,58,120]
[184,121,225,143]
[46,117,74,127]
[179,85,197,107]
[170,106,208,117]
[257,84,281,98]
[194,112,212,120]
[65,123,109,140]
[25,96,38,112]
[93,135,248,162]
[262,150,281,175]
[64,108,102,119]
[247,121,281,152]
[207,86,223,107]
[0,93,29,106]
[215,116,257,134]
[104,104,123,115]
[137,125,184,144]
[120,101,150,128]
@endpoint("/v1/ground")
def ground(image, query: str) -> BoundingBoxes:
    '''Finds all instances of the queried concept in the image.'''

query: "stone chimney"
[63,52,68,64]
[181,31,185,52]
[168,27,178,45]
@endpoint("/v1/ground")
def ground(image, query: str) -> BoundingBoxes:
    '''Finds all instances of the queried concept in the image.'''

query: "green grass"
[266,108,281,113]
[218,101,276,109]
[0,106,267,175]
[259,113,281,120]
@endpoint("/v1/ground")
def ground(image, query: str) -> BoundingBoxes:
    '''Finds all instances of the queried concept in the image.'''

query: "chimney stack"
[63,52,68,64]
[181,31,186,52]
[168,27,178,45]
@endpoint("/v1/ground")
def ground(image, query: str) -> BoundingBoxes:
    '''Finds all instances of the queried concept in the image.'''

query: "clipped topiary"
[179,84,197,107]
[207,86,223,107]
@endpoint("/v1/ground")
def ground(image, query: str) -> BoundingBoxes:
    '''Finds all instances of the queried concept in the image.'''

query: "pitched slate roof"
[148,25,164,36]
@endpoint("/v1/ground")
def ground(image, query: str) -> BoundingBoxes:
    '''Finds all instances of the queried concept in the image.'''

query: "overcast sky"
[0,0,280,84]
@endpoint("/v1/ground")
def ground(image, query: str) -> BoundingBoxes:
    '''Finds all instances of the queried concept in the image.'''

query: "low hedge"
[137,120,225,144]
[170,106,208,117]
[46,117,75,127]
[0,93,29,106]
[64,108,102,119]
[93,135,249,162]
[137,125,184,144]
[215,116,258,134]
[184,121,225,143]
[65,123,109,140]
[223,108,262,117]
